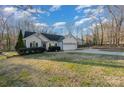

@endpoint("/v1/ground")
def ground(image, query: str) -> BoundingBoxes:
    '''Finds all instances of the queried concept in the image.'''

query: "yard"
[0,52,124,87]
[100,48,124,52]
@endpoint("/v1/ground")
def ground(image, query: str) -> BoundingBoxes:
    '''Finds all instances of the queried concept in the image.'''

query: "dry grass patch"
[0,52,124,86]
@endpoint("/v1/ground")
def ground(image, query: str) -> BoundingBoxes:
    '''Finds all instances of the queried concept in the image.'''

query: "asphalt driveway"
[65,49,124,56]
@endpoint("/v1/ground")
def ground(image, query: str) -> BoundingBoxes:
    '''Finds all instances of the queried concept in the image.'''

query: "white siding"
[23,34,63,50]
[23,33,77,51]
[63,44,77,50]
[63,36,77,44]
[49,41,58,46]
[62,36,77,50]
[23,35,42,48]
[38,34,49,42]
[46,41,59,50]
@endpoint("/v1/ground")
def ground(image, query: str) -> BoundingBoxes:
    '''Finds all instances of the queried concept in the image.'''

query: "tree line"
[0,5,124,51]
[86,6,124,47]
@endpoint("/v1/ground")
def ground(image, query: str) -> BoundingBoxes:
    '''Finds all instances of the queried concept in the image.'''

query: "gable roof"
[24,31,64,41]
[41,33,64,41]
[24,31,35,38]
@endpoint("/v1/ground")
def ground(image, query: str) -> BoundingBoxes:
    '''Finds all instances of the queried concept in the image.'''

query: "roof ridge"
[41,32,64,37]
[24,31,64,41]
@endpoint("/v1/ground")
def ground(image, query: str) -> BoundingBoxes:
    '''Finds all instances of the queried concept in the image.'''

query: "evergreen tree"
[15,30,25,50]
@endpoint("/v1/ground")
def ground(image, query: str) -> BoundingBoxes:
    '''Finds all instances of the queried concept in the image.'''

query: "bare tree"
[107,5,124,46]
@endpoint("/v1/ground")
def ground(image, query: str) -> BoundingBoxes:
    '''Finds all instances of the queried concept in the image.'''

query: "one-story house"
[23,31,78,50]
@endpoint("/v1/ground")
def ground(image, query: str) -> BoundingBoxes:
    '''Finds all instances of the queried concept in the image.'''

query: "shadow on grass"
[22,53,124,69]
[52,59,124,69]
[67,52,124,60]
[0,63,40,87]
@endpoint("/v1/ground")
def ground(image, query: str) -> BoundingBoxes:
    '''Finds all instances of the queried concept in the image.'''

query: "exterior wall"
[63,36,77,44]
[38,34,49,42]
[46,41,60,50]
[24,34,63,50]
[46,42,49,50]
[63,44,77,50]
[23,33,77,50]
[49,41,58,46]
[62,36,77,50]
[23,35,42,48]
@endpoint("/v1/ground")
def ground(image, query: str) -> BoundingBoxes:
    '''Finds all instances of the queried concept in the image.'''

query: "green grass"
[0,52,124,87]
[100,49,124,52]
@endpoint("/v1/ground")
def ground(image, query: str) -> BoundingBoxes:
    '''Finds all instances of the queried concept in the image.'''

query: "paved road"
[65,49,124,56]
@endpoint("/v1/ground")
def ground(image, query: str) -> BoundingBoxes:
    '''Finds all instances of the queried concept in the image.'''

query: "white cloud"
[75,17,92,26]
[1,7,17,16]
[27,8,47,14]
[74,16,79,20]
[35,23,48,27]
[75,5,92,12]
[92,6,104,16]
[3,7,17,13]
[83,9,92,14]
[101,17,108,23]
[32,16,37,20]
[90,23,100,30]
[50,5,62,12]
[53,22,66,27]
[15,11,31,19]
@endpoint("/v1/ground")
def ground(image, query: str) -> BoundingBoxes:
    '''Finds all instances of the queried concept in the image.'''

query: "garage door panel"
[63,44,77,50]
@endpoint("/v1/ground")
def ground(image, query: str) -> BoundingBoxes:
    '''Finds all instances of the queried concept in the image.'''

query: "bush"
[17,47,46,55]
[0,49,2,54]
[48,46,61,52]
[15,30,25,50]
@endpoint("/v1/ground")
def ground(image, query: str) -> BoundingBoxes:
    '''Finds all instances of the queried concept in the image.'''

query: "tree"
[15,30,25,50]
[107,5,124,46]
[65,22,75,35]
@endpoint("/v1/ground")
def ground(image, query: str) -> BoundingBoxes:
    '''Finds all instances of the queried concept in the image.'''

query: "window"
[55,43,57,46]
[24,40,26,46]
[36,43,38,47]
[30,43,32,48]
[43,43,46,48]
[30,41,39,48]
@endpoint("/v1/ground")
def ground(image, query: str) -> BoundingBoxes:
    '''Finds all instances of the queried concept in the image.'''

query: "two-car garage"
[63,43,77,50]
[62,35,77,50]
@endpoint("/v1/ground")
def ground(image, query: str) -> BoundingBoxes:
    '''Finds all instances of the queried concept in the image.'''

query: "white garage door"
[63,43,77,50]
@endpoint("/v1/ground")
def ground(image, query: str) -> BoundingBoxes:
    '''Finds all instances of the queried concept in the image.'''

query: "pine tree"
[15,30,25,50]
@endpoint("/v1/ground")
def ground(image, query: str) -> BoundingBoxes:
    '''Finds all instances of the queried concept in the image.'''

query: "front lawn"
[0,52,18,60]
[0,52,124,86]
[99,48,124,52]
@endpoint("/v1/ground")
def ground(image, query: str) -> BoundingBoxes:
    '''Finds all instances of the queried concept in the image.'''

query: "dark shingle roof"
[24,31,64,41]
[41,33,64,41]
[24,31,35,38]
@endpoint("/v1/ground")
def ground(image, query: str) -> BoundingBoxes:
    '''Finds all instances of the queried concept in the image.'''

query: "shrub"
[0,51,2,54]
[17,47,46,55]
[15,30,25,50]
[48,46,61,52]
